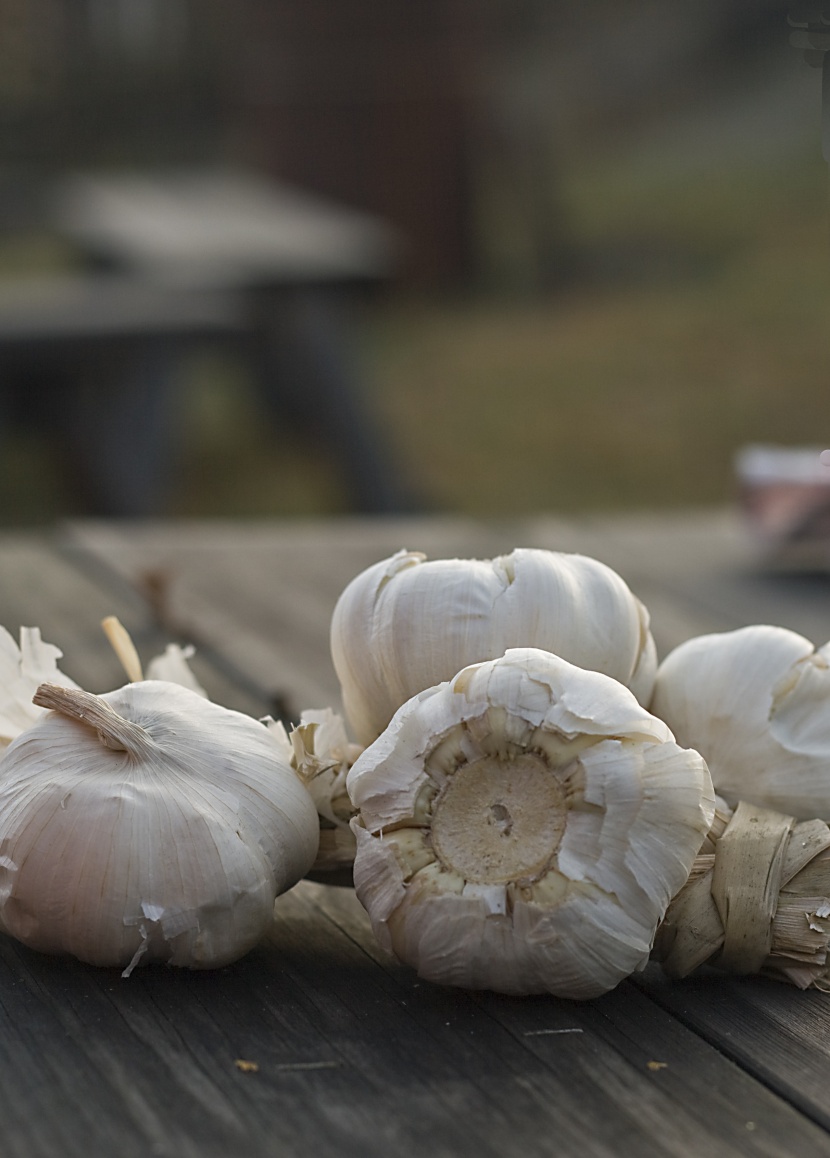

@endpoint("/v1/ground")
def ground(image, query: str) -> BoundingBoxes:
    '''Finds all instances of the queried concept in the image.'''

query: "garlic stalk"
[650,624,830,820]
[0,615,207,756]
[331,547,657,747]
[653,797,830,991]
[102,614,208,697]
[101,615,144,683]
[347,647,713,999]
[0,680,319,975]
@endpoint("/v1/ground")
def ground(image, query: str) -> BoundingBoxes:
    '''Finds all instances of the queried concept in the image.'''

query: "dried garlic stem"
[32,683,155,757]
[101,616,144,683]
[653,799,830,989]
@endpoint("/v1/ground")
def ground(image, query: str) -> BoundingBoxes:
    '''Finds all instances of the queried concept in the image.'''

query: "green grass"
[359,149,830,516]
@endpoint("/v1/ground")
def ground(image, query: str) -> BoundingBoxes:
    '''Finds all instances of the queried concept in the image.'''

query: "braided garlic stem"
[653,799,830,989]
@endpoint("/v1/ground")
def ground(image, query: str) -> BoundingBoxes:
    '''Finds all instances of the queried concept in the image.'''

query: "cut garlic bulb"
[331,547,657,746]
[347,648,713,999]
[0,681,319,975]
[650,624,830,820]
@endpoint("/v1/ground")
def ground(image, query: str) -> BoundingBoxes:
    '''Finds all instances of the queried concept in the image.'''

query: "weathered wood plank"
[1,875,815,1158]
[637,967,830,1134]
[0,532,272,718]
[63,517,533,714]
[64,509,797,715]
[282,881,830,1158]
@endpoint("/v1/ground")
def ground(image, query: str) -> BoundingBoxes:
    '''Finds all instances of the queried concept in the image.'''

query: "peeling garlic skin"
[0,626,78,748]
[331,547,657,747]
[348,648,713,999]
[285,708,362,874]
[651,624,830,821]
[0,681,320,974]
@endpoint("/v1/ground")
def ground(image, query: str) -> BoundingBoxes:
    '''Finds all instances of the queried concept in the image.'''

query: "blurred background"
[0,0,826,525]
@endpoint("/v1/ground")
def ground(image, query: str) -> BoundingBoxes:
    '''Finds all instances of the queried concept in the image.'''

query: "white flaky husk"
[331,547,657,746]
[145,643,208,697]
[650,624,830,821]
[0,681,319,975]
[285,708,362,874]
[0,627,79,747]
[347,648,713,999]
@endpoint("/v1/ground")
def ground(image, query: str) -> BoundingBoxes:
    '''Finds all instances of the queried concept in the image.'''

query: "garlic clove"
[650,624,830,820]
[331,547,658,747]
[0,680,320,973]
[347,647,713,999]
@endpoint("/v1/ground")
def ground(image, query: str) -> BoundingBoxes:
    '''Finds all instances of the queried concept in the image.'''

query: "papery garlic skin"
[144,644,208,698]
[288,708,361,874]
[651,624,830,821]
[347,648,713,999]
[331,547,657,746]
[0,627,78,747]
[0,681,319,974]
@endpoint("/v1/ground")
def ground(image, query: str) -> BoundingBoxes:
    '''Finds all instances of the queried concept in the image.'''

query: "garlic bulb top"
[0,680,319,975]
[347,647,713,999]
[331,547,657,746]
[650,624,830,821]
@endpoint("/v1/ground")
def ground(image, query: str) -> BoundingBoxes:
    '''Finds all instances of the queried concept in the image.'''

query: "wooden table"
[2,508,830,1158]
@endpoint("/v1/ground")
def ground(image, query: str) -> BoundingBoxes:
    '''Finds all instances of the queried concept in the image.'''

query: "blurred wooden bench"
[0,170,410,515]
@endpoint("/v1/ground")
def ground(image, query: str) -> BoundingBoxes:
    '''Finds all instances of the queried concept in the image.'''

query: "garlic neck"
[653,799,830,989]
[33,683,155,758]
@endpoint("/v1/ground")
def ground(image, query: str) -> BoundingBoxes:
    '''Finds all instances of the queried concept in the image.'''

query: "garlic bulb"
[347,647,713,999]
[0,680,319,975]
[650,625,830,820]
[331,547,657,746]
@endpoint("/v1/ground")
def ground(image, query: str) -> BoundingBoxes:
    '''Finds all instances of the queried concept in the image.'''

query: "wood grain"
[637,967,830,1133]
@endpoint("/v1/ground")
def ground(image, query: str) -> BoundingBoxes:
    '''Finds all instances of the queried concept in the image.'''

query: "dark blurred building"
[0,0,795,289]
[0,0,497,285]
[218,0,495,286]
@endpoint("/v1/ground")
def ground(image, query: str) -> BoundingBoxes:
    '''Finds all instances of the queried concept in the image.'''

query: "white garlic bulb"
[651,624,830,821]
[0,680,319,975]
[331,547,657,746]
[347,647,713,999]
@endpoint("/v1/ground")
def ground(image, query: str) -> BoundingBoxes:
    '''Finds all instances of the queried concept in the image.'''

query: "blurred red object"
[735,445,830,558]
